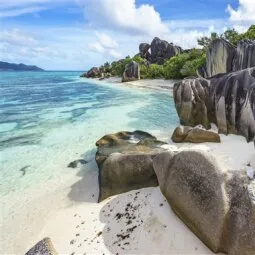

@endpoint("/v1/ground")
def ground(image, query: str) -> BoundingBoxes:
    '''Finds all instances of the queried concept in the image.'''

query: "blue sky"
[0,0,254,70]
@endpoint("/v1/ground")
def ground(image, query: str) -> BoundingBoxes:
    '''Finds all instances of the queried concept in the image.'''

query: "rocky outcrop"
[153,150,255,255]
[233,39,255,72]
[171,125,221,143]
[81,67,101,78]
[25,237,58,255]
[150,37,182,64]
[173,67,255,142]
[122,61,140,82]
[139,37,181,65]
[173,77,211,129]
[206,38,236,77]
[139,43,151,59]
[96,130,166,202]
[206,39,255,77]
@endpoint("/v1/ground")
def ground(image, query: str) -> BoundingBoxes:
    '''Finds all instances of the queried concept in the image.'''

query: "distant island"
[0,61,44,71]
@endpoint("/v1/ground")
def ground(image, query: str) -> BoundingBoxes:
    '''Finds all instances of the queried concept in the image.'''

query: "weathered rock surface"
[206,38,236,77]
[153,150,255,255]
[122,61,140,82]
[96,130,166,202]
[205,39,255,77]
[173,77,211,129]
[150,37,181,64]
[171,126,221,143]
[173,67,255,142]
[139,43,151,59]
[25,237,58,255]
[81,67,100,78]
[233,39,255,72]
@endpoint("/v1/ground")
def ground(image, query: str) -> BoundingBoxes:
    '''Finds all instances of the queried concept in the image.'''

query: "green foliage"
[181,54,206,77]
[163,49,205,79]
[197,32,219,50]
[110,57,132,76]
[222,29,240,45]
[140,64,165,79]
[198,25,255,50]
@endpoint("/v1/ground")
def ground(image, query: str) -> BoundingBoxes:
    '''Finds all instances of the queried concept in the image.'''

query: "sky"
[0,0,254,70]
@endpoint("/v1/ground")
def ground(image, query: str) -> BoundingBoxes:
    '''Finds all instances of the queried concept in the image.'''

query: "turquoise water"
[0,71,178,196]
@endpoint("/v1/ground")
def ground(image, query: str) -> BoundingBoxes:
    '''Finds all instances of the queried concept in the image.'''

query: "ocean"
[0,71,178,237]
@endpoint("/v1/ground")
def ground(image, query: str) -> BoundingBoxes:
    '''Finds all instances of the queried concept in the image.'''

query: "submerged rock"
[25,237,58,255]
[95,130,166,202]
[173,67,255,142]
[171,126,221,143]
[122,61,140,82]
[67,159,88,168]
[153,150,255,254]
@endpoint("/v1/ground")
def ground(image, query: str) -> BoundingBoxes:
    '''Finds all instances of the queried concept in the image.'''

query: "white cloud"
[0,29,37,46]
[0,0,72,18]
[88,42,105,53]
[227,0,255,23]
[0,6,47,18]
[80,0,168,36]
[109,49,121,58]
[95,32,118,49]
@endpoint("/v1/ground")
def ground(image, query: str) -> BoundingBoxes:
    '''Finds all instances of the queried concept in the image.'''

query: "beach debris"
[19,165,30,176]
[68,159,88,168]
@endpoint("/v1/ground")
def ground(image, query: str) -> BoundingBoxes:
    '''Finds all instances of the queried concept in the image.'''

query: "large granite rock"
[173,77,211,129]
[233,39,255,72]
[81,67,100,78]
[171,126,221,143]
[173,67,255,142]
[205,39,255,78]
[206,38,236,77]
[150,37,181,64]
[122,61,140,82]
[96,130,166,202]
[139,43,151,59]
[153,150,255,254]
[25,237,58,255]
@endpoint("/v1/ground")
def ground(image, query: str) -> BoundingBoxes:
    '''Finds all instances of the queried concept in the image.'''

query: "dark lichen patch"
[70,240,75,245]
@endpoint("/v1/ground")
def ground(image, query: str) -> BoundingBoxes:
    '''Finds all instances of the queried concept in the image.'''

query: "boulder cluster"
[174,39,255,143]
[81,37,182,81]
[95,130,166,202]
[205,38,255,77]
[139,37,182,65]
[94,130,255,255]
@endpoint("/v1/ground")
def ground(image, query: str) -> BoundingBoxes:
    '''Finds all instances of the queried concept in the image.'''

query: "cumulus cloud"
[227,0,255,23]
[95,32,118,49]
[88,32,121,59]
[80,0,168,36]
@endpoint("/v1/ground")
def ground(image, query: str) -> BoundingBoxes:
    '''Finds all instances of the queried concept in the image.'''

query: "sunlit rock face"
[206,38,236,77]
[173,67,255,142]
[206,39,255,77]
[233,40,255,72]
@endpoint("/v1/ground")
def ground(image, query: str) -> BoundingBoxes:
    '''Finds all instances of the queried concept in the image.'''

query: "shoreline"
[1,76,255,254]
[92,76,179,93]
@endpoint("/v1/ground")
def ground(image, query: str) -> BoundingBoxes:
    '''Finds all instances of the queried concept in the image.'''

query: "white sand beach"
[1,77,254,255]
